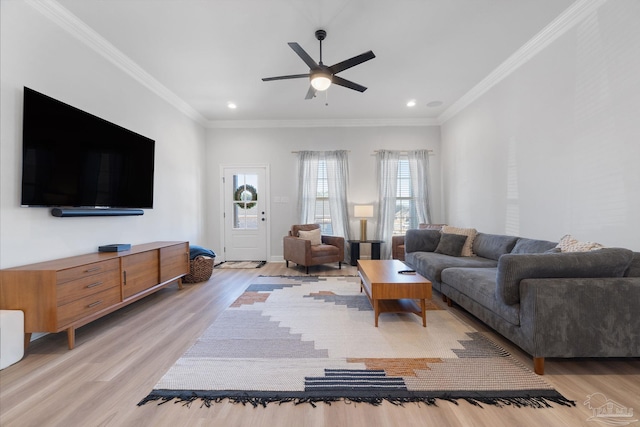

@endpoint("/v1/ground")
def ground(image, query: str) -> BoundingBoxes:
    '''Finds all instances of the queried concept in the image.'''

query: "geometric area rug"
[138,276,575,409]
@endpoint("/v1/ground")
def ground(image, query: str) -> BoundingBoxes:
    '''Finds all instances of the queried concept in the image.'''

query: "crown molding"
[207,118,439,129]
[25,0,208,126]
[438,0,607,124]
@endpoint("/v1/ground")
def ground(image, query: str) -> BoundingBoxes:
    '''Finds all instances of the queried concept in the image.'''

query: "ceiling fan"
[262,29,375,99]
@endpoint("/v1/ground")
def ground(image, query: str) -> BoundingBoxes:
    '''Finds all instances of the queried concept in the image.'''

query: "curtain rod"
[373,149,433,154]
[291,150,352,153]
[291,150,433,154]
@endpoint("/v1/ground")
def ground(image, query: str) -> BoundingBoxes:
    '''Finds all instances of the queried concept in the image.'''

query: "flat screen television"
[21,87,155,209]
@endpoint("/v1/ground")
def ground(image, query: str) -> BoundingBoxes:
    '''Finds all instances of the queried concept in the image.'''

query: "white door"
[222,166,268,261]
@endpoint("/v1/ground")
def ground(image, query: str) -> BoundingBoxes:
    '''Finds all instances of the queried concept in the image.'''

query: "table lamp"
[354,205,374,241]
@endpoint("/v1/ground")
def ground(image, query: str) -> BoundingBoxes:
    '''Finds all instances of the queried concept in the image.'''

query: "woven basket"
[183,256,214,283]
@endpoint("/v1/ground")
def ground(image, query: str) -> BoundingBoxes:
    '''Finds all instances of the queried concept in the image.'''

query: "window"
[298,150,349,239]
[376,149,431,259]
[314,160,332,234]
[394,157,417,235]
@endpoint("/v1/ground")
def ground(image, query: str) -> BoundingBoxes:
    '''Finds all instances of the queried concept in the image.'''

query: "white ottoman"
[1,310,25,369]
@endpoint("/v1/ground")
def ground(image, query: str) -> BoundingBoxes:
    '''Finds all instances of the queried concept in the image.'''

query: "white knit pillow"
[556,234,604,252]
[441,225,477,256]
[298,228,322,246]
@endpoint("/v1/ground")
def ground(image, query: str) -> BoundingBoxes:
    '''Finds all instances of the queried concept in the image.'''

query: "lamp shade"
[354,205,374,218]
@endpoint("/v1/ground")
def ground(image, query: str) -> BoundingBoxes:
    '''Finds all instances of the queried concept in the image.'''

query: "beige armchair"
[392,224,446,261]
[284,224,344,274]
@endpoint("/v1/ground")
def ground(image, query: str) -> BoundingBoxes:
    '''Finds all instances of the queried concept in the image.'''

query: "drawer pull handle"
[85,267,101,273]
[86,281,103,289]
[87,300,103,308]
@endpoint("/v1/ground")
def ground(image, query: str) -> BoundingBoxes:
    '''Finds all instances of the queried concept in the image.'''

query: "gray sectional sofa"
[404,229,640,374]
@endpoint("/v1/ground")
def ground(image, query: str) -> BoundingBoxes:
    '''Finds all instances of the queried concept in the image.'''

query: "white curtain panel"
[297,151,319,224]
[375,150,400,259]
[408,149,432,225]
[326,150,352,242]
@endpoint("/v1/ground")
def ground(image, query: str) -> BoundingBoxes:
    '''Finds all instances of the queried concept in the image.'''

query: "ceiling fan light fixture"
[262,29,374,99]
[311,73,332,91]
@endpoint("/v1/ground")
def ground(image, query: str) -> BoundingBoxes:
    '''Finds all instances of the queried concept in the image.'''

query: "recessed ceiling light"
[406,99,416,107]
[427,101,443,108]
[227,102,237,109]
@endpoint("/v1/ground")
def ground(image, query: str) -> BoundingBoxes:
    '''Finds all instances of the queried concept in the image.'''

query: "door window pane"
[233,174,258,230]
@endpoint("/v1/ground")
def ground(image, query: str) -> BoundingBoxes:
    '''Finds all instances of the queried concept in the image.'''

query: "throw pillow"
[511,238,558,254]
[556,234,604,252]
[298,228,322,246]
[434,233,468,257]
[441,225,477,256]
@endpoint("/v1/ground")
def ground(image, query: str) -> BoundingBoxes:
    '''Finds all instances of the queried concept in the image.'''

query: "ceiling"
[56,0,575,124]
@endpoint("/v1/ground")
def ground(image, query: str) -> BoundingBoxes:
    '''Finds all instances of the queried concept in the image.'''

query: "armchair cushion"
[311,244,339,257]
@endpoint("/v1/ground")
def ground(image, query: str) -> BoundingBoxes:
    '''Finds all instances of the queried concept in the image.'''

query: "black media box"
[99,244,131,252]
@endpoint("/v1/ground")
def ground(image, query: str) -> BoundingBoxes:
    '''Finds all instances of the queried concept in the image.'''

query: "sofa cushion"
[472,233,519,261]
[405,229,441,253]
[441,267,520,326]
[441,226,477,256]
[496,248,634,305]
[625,252,640,277]
[434,233,467,257]
[298,228,322,246]
[405,251,498,287]
[511,238,558,254]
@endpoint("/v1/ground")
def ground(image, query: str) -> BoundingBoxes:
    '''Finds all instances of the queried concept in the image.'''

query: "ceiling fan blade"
[305,86,317,100]
[332,76,367,92]
[329,51,375,74]
[288,42,318,69]
[262,73,310,81]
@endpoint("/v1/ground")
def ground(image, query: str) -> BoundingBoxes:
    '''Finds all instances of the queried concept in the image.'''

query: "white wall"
[0,1,207,268]
[206,126,441,261]
[440,1,640,250]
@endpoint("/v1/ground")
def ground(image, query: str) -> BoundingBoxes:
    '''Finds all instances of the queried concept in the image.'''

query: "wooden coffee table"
[357,260,432,327]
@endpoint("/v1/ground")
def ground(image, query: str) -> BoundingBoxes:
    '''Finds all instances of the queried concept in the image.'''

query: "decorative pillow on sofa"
[556,234,604,252]
[434,233,468,257]
[441,225,477,256]
[298,228,322,246]
[511,238,558,254]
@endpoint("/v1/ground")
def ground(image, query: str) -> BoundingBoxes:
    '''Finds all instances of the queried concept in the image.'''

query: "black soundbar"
[51,208,144,217]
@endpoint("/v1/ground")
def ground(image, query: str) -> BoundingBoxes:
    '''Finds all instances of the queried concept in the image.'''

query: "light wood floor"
[1,262,638,427]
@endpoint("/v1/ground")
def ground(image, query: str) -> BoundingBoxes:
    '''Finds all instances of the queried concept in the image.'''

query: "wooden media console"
[0,241,189,350]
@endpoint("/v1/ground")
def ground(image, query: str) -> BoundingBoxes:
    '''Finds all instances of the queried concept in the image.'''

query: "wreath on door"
[234,184,257,209]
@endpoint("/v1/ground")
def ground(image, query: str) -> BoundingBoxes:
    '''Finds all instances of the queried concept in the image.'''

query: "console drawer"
[57,259,120,285]
[57,286,121,328]
[57,269,121,306]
